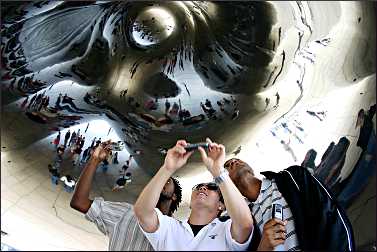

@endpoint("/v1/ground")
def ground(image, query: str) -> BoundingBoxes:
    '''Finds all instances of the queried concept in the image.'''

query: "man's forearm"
[134,165,173,231]
[219,174,253,242]
[70,157,101,213]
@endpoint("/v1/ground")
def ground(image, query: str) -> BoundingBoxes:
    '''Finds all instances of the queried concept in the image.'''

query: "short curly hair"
[169,177,182,215]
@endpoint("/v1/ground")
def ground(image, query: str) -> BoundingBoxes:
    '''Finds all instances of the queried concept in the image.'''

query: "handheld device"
[272,203,284,220]
[272,203,285,251]
[184,142,210,151]
[110,141,125,151]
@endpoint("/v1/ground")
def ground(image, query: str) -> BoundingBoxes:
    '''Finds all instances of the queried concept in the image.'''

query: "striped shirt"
[85,197,154,251]
[250,179,300,251]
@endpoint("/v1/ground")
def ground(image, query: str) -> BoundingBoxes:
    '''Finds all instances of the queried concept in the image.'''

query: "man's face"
[161,178,175,199]
[224,158,254,195]
[190,183,223,211]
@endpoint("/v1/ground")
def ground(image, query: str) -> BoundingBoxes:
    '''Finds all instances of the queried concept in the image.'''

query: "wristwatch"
[214,169,229,185]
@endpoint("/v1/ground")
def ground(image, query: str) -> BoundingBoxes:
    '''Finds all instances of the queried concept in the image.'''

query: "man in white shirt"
[134,139,253,251]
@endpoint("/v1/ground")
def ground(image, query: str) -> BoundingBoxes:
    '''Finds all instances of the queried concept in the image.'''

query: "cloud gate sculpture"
[1,1,289,175]
[1,1,376,249]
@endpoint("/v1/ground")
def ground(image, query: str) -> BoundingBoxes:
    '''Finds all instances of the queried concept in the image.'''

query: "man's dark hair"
[169,177,182,215]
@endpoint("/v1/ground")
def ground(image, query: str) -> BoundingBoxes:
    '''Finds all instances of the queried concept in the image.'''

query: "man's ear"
[172,193,177,201]
[218,202,225,211]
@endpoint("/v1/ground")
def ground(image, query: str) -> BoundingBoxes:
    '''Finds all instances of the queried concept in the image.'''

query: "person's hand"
[163,140,193,173]
[90,140,112,163]
[198,138,225,177]
[257,218,287,251]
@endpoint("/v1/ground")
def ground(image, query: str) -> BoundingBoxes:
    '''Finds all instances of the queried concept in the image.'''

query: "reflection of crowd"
[132,18,166,43]
[135,93,241,131]
[300,104,376,209]
[128,27,193,79]
[200,96,239,121]
[133,92,243,132]
[19,88,104,129]
[48,126,140,193]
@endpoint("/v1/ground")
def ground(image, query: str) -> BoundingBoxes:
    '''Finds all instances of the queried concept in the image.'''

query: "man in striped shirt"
[224,158,300,251]
[70,140,182,251]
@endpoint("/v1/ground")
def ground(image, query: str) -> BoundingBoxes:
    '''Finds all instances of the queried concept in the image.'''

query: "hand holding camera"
[184,142,210,151]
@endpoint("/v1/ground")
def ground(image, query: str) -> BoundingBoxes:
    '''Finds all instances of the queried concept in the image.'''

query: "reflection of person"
[224,158,355,251]
[273,92,280,108]
[63,130,70,147]
[48,164,60,185]
[61,175,76,193]
[70,141,183,250]
[315,137,350,185]
[52,131,61,149]
[336,129,376,207]
[301,149,317,174]
[280,139,297,162]
[52,146,64,171]
[112,173,130,192]
[356,104,376,151]
[134,139,253,250]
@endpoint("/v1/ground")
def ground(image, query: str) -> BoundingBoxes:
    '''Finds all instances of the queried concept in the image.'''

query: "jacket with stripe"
[260,165,355,251]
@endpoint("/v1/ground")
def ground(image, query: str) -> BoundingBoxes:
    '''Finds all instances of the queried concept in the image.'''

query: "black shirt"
[188,222,206,236]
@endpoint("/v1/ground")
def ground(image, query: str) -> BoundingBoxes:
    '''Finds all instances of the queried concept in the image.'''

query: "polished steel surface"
[0,1,281,175]
[1,1,375,178]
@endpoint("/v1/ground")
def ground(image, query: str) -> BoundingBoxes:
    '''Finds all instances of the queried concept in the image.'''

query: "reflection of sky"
[132,8,175,47]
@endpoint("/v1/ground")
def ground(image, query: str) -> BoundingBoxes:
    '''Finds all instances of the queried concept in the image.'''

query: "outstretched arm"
[70,140,111,213]
[198,139,253,243]
[134,140,193,233]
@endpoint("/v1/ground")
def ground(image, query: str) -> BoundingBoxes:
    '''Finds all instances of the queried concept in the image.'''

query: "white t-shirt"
[139,208,253,251]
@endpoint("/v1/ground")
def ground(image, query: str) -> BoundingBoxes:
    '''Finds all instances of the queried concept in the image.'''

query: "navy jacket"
[261,165,355,251]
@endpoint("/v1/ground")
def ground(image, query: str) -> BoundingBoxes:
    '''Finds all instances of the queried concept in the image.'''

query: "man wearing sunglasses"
[134,139,253,251]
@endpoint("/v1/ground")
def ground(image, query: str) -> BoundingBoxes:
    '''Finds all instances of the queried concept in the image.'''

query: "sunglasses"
[193,182,224,203]
[192,182,219,191]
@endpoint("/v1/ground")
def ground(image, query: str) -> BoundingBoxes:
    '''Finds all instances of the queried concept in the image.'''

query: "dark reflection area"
[192,2,278,94]
[140,72,181,98]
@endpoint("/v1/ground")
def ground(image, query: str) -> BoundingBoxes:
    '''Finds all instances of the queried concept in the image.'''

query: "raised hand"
[198,138,226,177]
[163,140,193,172]
[91,140,112,162]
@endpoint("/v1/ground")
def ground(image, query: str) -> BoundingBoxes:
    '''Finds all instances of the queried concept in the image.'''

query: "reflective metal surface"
[1,1,375,177]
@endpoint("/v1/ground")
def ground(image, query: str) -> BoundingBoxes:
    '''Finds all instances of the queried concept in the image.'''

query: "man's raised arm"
[198,141,253,244]
[134,140,193,233]
[70,141,111,213]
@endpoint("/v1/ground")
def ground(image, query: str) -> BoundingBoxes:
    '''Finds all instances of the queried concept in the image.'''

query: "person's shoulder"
[218,215,230,222]
[93,197,133,210]
[213,217,231,226]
